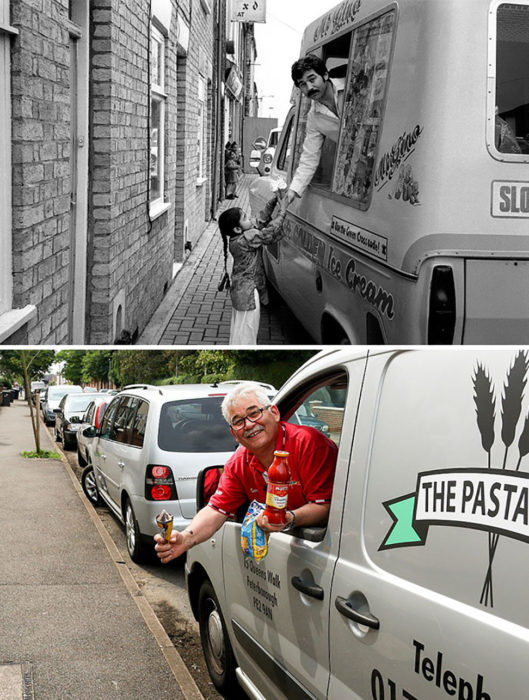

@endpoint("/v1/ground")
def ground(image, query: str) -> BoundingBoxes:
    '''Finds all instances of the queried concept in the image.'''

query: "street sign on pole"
[231,0,267,23]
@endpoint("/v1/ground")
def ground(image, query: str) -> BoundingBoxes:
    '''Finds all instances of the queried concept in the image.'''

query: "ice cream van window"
[494,3,529,155]
[333,10,395,209]
[158,397,237,453]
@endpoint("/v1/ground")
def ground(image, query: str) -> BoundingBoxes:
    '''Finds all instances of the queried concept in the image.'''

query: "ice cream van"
[250,0,529,344]
[187,347,529,699]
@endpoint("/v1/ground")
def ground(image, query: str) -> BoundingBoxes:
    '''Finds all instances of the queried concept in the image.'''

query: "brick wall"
[10,0,71,343]
[173,1,215,255]
[87,0,176,343]
[7,0,219,344]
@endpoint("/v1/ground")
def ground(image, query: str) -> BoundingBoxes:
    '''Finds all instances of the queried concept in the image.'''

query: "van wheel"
[124,498,149,564]
[77,448,87,468]
[198,580,239,695]
[81,465,103,506]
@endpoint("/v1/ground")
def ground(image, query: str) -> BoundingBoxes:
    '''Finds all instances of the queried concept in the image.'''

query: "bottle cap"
[274,450,289,458]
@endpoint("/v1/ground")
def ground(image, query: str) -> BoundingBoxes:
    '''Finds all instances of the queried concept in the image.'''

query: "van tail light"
[145,464,177,501]
[428,265,456,344]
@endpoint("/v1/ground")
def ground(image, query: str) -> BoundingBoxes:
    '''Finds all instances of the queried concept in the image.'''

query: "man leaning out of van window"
[154,381,337,563]
[284,54,345,207]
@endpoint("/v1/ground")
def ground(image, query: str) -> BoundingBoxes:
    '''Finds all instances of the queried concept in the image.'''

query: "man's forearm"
[181,505,227,549]
[292,502,330,528]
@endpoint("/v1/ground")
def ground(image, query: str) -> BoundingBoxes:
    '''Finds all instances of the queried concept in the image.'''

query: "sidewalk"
[0,399,203,700]
[138,174,313,346]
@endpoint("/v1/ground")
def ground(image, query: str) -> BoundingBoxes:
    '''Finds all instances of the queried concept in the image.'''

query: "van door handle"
[335,595,380,629]
[291,576,324,600]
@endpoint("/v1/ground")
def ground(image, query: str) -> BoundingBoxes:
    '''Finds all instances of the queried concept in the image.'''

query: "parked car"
[289,401,330,436]
[39,387,48,412]
[82,381,275,563]
[30,380,47,405]
[54,392,104,450]
[187,347,529,699]
[76,395,114,468]
[250,127,281,176]
[42,384,83,426]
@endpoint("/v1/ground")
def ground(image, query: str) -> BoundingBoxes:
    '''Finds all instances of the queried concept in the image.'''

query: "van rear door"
[328,349,529,698]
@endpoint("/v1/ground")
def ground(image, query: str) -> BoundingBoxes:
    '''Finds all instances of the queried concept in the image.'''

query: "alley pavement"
[0,398,203,700]
[138,174,314,346]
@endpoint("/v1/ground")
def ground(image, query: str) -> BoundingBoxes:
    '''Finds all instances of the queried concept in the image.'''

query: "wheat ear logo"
[474,351,529,606]
[379,351,529,608]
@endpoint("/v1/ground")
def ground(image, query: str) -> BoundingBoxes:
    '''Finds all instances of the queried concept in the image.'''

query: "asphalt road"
[46,422,225,700]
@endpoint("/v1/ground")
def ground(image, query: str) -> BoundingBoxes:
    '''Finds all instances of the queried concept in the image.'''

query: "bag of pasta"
[240,500,269,562]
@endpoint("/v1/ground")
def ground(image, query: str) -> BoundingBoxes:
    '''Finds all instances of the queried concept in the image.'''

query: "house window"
[150,24,167,212]
[197,77,206,183]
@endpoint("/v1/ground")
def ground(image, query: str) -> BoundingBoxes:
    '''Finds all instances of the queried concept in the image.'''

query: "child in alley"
[217,193,286,345]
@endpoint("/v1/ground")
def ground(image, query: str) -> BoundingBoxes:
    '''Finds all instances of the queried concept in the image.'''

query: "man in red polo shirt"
[155,381,337,564]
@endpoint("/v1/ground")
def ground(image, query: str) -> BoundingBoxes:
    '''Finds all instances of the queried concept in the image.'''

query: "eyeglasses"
[230,406,271,431]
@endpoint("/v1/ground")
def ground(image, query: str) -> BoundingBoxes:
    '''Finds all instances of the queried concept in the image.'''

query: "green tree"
[0,350,55,455]
[81,351,114,385]
[112,350,180,387]
[172,350,317,389]
[55,350,86,384]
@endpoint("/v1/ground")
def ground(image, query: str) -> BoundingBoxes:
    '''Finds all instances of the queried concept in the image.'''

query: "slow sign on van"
[491,181,529,218]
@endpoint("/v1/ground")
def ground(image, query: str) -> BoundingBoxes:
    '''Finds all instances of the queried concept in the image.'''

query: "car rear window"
[66,395,94,412]
[158,397,237,453]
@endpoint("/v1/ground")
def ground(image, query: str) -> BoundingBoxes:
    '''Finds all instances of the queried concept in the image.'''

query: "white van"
[250,0,529,344]
[187,347,529,699]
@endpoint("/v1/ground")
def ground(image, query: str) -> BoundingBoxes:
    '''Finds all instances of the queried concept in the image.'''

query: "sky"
[253,0,339,128]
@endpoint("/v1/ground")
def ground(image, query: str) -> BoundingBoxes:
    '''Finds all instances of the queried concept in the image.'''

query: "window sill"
[0,22,19,36]
[149,201,171,221]
[0,305,37,343]
[196,177,207,187]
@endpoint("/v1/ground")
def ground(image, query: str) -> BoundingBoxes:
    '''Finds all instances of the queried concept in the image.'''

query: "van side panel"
[329,349,529,698]
[260,0,529,343]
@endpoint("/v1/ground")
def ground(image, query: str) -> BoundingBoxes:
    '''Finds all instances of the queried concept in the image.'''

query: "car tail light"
[94,402,107,429]
[428,265,456,344]
[145,464,177,501]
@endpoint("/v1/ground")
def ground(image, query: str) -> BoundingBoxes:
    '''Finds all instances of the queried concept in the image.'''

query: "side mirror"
[82,426,98,438]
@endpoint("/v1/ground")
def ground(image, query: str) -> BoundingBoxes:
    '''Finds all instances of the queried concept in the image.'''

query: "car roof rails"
[123,384,164,395]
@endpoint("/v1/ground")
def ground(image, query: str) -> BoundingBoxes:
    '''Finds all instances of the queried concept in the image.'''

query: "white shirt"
[289,78,345,197]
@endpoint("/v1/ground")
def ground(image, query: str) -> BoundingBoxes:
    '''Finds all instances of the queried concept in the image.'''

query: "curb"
[44,422,204,700]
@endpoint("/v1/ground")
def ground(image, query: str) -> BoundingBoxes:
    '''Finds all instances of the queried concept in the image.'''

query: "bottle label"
[266,482,288,509]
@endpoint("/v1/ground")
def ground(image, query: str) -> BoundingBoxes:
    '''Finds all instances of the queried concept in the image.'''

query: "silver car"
[42,384,83,425]
[76,395,114,467]
[84,382,275,563]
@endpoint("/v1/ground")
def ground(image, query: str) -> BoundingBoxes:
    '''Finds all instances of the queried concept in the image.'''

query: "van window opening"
[495,3,529,154]
[276,115,294,172]
[333,10,396,208]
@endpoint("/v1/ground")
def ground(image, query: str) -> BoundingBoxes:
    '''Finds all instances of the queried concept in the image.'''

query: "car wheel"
[124,499,149,564]
[81,465,103,506]
[198,580,239,695]
[77,448,87,467]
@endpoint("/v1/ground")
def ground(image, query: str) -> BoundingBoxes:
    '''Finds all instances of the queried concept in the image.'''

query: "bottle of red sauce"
[263,451,290,525]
